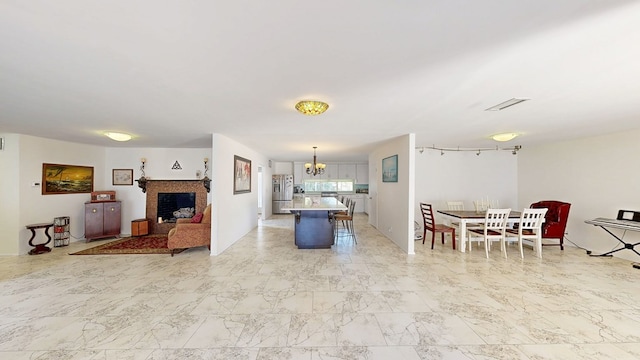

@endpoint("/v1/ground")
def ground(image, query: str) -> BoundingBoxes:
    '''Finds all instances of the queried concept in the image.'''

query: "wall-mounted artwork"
[112,169,133,185]
[382,155,398,182]
[234,155,251,194]
[42,163,94,195]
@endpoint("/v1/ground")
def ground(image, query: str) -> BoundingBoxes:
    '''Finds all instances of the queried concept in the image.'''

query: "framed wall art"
[382,155,398,182]
[233,155,251,194]
[42,163,94,195]
[112,169,133,185]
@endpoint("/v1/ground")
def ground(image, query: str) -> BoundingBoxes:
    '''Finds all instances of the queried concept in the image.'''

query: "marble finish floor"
[1,214,640,359]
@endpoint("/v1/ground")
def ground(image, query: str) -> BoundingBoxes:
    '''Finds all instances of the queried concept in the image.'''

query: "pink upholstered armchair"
[530,200,571,250]
[167,204,211,256]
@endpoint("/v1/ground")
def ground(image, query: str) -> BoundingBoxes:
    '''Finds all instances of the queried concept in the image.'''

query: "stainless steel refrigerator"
[272,174,294,214]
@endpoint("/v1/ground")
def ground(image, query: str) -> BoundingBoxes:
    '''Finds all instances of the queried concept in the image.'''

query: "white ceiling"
[2,1,640,162]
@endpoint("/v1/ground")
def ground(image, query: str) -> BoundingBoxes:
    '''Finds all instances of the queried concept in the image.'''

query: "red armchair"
[530,200,571,250]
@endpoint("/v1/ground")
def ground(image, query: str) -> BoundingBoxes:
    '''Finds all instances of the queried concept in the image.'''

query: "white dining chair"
[445,201,464,231]
[447,201,465,211]
[474,198,500,213]
[506,208,548,258]
[467,208,511,258]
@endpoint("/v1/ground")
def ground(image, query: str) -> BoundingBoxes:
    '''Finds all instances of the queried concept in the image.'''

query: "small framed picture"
[382,155,398,182]
[233,155,251,194]
[112,169,133,186]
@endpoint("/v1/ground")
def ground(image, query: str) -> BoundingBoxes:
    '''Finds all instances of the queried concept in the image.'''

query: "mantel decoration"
[42,163,94,195]
[295,100,329,115]
[202,157,211,193]
[305,146,326,176]
[134,157,211,193]
[136,158,147,193]
[233,155,251,194]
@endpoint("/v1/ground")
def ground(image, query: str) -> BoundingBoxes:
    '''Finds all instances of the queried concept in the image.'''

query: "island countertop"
[283,197,347,211]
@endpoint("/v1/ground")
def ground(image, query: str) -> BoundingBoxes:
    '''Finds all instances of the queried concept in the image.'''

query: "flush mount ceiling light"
[104,132,132,141]
[295,100,329,115]
[491,132,519,142]
[485,98,529,111]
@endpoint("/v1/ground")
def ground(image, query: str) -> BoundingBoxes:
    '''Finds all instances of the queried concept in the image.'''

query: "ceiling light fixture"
[417,145,522,156]
[485,98,529,111]
[104,132,132,141]
[295,100,329,115]
[491,133,519,142]
[305,146,326,176]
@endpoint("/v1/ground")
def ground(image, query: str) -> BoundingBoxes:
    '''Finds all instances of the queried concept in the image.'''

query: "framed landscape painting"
[112,169,133,185]
[234,155,251,194]
[42,163,94,195]
[382,155,398,182]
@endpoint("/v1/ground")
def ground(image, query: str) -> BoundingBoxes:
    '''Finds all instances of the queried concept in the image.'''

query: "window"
[303,179,354,193]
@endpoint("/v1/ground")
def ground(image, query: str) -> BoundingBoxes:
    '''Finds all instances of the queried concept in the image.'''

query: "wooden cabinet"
[131,218,149,236]
[84,201,121,241]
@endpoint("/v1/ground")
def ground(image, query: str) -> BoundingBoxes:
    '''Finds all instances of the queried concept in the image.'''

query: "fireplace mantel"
[137,177,210,193]
[145,180,208,234]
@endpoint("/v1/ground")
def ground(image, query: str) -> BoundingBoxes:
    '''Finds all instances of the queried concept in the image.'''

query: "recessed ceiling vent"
[485,98,529,111]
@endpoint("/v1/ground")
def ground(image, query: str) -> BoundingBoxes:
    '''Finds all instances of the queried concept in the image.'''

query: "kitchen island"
[283,197,347,249]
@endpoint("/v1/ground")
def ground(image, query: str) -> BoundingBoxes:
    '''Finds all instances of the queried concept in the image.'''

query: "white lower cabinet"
[344,194,364,213]
[363,195,369,214]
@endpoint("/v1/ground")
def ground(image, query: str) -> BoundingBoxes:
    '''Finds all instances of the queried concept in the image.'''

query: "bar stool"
[335,200,356,244]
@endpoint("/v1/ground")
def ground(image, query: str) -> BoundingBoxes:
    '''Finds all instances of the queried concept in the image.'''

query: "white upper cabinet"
[356,163,368,184]
[338,164,356,180]
[293,162,303,184]
[294,162,368,183]
[321,164,338,179]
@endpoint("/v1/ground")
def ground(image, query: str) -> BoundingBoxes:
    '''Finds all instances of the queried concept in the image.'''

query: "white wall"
[0,134,22,255]
[274,161,293,175]
[518,129,640,262]
[414,148,519,223]
[211,134,273,255]
[369,134,415,254]
[9,135,106,255]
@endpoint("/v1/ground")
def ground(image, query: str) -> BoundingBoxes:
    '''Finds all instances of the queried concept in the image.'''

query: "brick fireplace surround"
[145,180,208,234]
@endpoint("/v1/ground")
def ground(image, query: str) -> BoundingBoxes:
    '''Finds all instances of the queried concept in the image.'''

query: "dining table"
[436,209,524,253]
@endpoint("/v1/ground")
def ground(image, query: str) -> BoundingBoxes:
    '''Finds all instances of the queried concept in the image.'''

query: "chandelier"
[305,146,326,176]
[295,100,329,115]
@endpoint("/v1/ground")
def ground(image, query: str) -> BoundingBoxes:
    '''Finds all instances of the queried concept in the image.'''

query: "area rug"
[70,235,184,255]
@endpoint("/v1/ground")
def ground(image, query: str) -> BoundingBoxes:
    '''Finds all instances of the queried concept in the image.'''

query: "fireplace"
[157,192,196,223]
[145,180,208,234]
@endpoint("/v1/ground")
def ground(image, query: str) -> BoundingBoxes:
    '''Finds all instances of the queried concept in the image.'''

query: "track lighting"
[416,145,522,155]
